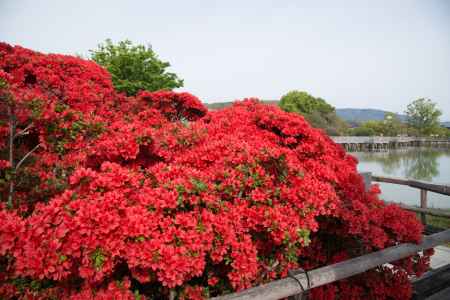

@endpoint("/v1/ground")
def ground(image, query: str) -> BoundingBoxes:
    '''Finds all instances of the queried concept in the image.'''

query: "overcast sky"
[1,0,449,119]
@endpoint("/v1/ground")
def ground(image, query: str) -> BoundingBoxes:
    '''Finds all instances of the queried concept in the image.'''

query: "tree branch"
[15,143,41,171]
[7,105,15,209]
[14,122,34,139]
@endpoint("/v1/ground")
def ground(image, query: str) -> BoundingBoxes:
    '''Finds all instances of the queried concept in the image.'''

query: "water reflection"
[355,148,447,181]
[354,148,450,208]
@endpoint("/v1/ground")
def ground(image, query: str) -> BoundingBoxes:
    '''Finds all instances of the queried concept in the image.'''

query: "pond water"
[352,148,450,209]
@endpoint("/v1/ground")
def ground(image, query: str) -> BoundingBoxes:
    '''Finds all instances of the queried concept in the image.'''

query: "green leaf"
[90,248,106,270]
[190,178,207,193]
[59,254,68,262]
[135,236,145,242]
[134,290,141,300]
[296,228,311,246]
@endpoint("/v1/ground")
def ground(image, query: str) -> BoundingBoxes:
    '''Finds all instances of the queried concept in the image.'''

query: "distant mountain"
[206,102,405,122]
[335,108,407,123]
[205,102,450,127]
[205,102,233,110]
[335,108,450,127]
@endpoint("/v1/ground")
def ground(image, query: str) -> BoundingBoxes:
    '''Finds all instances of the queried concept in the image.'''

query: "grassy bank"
[423,214,450,228]
[419,213,450,247]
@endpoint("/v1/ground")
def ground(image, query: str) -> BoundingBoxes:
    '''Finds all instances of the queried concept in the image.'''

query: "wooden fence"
[211,174,450,300]
[213,230,450,300]
[368,173,450,225]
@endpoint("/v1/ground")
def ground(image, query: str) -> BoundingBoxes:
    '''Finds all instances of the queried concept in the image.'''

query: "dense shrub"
[0,43,431,299]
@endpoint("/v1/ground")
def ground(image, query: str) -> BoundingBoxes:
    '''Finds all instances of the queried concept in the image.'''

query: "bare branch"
[15,143,41,171]
[14,122,34,139]
[7,105,15,209]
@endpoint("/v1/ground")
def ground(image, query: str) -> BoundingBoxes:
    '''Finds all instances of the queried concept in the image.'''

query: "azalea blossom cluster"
[0,43,431,299]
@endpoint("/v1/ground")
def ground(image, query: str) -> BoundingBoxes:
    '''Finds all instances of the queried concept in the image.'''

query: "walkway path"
[430,245,450,269]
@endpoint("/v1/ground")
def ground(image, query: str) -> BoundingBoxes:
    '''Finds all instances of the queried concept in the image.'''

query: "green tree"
[279,90,347,135]
[405,98,442,136]
[382,112,405,136]
[349,113,407,137]
[435,127,450,138]
[280,91,334,115]
[90,39,183,96]
[350,126,376,136]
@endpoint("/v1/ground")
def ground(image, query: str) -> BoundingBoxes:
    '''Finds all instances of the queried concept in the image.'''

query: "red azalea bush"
[0,43,431,299]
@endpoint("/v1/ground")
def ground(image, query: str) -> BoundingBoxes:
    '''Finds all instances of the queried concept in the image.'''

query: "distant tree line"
[348,98,449,138]
[278,91,449,138]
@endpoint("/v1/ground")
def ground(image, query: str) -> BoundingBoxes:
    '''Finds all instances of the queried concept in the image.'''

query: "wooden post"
[420,189,428,225]
[360,172,372,192]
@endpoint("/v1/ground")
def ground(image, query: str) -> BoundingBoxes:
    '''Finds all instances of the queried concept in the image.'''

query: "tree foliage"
[350,126,377,136]
[405,98,442,136]
[0,43,430,300]
[279,91,334,115]
[90,39,183,96]
[349,113,407,137]
[279,90,348,136]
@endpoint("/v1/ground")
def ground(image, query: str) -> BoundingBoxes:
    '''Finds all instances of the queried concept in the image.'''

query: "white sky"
[1,0,449,119]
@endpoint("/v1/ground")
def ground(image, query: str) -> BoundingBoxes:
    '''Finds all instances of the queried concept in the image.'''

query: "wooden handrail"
[386,202,450,219]
[212,230,450,300]
[371,175,450,196]
[363,173,450,224]
[212,174,450,299]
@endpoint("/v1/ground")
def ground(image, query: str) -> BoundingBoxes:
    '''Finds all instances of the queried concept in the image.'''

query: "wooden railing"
[211,174,450,300]
[213,230,450,300]
[367,173,450,225]
[371,175,450,196]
